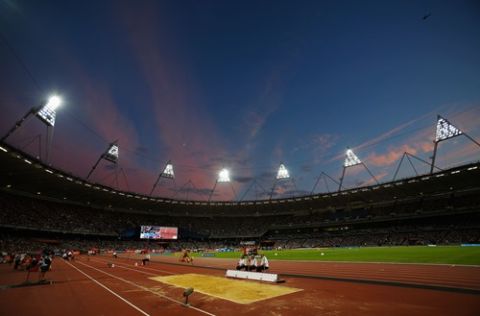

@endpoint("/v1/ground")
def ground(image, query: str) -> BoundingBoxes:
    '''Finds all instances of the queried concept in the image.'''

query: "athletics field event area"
[1,246,479,316]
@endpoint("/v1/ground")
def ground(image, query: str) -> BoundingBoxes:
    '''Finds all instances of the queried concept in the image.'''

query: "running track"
[0,255,479,316]
[136,255,480,293]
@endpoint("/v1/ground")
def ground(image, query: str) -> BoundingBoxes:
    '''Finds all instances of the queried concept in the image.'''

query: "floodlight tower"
[150,160,176,196]
[338,148,378,191]
[239,179,269,201]
[311,171,340,194]
[86,141,119,180]
[208,168,236,201]
[1,95,62,163]
[430,115,480,174]
[172,179,200,200]
[392,151,444,181]
[269,163,296,199]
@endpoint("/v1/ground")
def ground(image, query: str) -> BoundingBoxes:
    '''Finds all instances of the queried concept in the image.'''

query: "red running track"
[0,255,479,316]
[132,254,480,292]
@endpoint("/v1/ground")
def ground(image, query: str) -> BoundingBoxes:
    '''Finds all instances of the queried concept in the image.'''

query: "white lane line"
[89,259,158,276]
[140,255,480,268]
[94,257,175,275]
[64,260,150,316]
[77,261,216,316]
[265,259,480,268]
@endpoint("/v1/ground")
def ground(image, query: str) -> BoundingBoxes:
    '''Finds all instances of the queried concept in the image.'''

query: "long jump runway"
[0,255,479,316]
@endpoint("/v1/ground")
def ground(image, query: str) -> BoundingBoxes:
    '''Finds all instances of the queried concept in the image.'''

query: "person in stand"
[248,246,258,256]
[256,254,269,272]
[236,255,247,271]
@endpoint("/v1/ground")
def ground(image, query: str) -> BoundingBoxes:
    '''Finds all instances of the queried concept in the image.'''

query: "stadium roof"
[1,142,479,217]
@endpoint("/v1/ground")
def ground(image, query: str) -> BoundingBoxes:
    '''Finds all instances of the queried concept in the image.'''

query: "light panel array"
[218,168,230,182]
[104,144,119,163]
[276,164,290,179]
[344,149,361,167]
[435,117,462,142]
[162,163,175,178]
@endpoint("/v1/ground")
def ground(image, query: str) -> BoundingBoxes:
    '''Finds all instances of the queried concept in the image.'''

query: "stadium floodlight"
[1,93,63,163]
[46,95,62,110]
[344,149,361,167]
[339,148,377,191]
[209,168,236,201]
[435,117,462,142]
[218,168,230,182]
[103,143,119,163]
[276,164,290,179]
[270,163,296,199]
[162,163,175,179]
[36,95,62,127]
[87,141,120,180]
[430,115,480,174]
[150,160,176,196]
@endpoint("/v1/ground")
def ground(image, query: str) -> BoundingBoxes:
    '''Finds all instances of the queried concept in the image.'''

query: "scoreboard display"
[140,226,178,239]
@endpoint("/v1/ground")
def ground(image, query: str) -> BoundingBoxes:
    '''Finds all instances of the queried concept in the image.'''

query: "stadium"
[1,1,480,316]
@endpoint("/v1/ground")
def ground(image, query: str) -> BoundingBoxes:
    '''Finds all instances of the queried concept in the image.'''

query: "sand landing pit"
[150,273,302,304]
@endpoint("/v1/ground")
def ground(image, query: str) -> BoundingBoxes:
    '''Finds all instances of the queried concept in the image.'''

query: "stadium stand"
[1,143,479,255]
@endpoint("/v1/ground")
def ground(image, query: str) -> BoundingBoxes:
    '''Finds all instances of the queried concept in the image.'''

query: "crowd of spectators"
[2,220,479,256]
[0,233,254,255]
[0,193,280,237]
[1,190,479,250]
[266,223,480,249]
[0,194,132,235]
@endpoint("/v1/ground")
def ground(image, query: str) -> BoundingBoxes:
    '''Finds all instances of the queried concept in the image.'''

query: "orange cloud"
[362,106,480,172]
[366,144,417,167]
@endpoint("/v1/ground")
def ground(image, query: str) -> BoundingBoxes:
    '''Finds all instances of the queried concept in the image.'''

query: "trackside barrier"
[225,269,279,282]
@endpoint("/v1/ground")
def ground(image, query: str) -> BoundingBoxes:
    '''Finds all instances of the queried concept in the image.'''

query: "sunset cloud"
[367,144,421,167]
[115,2,233,197]
[244,68,284,139]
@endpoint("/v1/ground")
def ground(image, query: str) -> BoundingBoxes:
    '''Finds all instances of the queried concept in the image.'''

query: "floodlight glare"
[46,95,62,111]
[344,149,361,167]
[218,168,230,182]
[276,164,290,179]
[37,95,62,127]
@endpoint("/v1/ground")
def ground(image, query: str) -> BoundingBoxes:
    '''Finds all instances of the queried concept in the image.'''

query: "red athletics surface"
[0,255,479,316]
[137,255,480,291]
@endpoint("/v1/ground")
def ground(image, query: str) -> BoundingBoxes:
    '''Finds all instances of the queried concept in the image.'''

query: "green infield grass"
[190,246,480,265]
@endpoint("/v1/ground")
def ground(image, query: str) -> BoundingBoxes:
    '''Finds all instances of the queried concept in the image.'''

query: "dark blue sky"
[1,0,479,200]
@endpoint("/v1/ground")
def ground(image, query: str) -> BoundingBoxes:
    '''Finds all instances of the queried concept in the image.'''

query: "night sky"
[1,0,479,201]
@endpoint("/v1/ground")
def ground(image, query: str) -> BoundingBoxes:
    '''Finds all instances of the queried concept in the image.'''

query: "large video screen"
[140,226,178,240]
